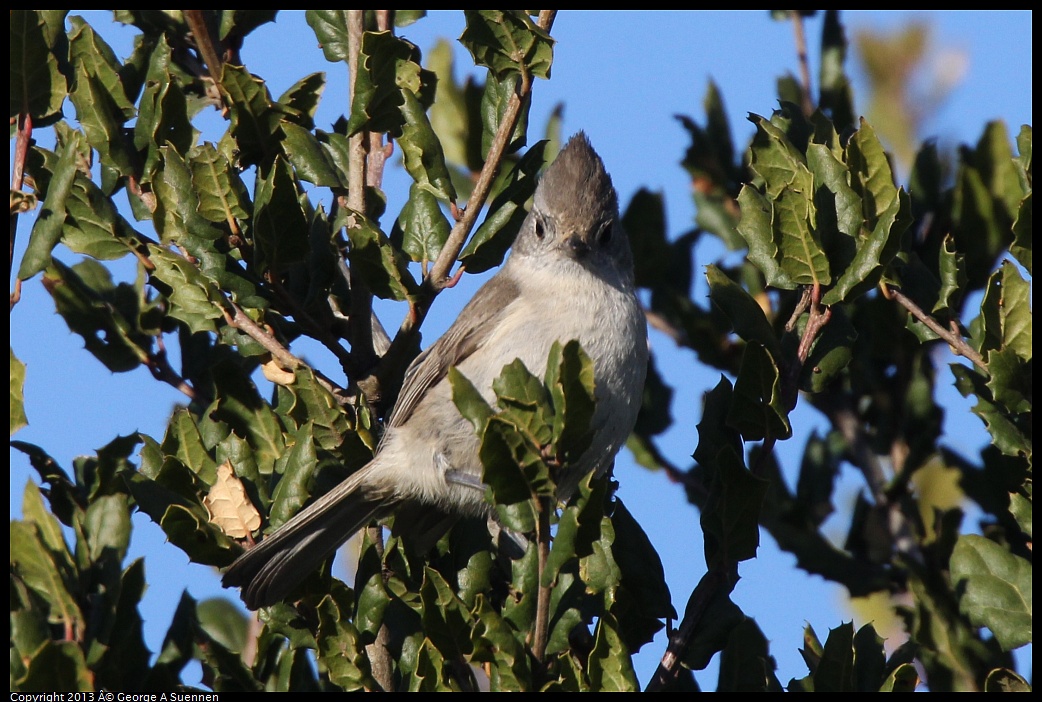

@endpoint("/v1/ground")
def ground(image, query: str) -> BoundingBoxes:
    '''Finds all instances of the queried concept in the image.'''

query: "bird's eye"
[535,218,546,239]
[598,221,613,244]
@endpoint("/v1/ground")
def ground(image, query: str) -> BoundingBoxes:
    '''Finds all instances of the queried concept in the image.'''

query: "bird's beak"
[565,234,590,258]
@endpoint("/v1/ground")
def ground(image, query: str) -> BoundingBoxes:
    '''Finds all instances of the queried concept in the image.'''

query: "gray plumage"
[222,133,648,609]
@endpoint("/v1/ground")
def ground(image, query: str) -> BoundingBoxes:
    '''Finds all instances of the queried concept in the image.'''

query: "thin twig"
[221,301,351,403]
[184,10,225,85]
[10,112,32,286]
[145,335,202,402]
[346,10,377,376]
[886,285,988,374]
[378,10,557,382]
[644,308,689,346]
[269,278,358,377]
[364,524,393,692]
[645,566,736,691]
[789,11,815,117]
[532,495,553,664]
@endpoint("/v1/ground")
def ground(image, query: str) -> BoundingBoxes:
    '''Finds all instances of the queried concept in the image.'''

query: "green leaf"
[449,367,494,432]
[208,357,287,467]
[148,245,225,334]
[479,71,530,158]
[316,584,373,691]
[706,264,780,357]
[276,71,325,130]
[879,663,920,692]
[471,595,530,691]
[134,61,193,183]
[41,259,153,372]
[344,209,419,301]
[984,668,1031,692]
[305,10,350,63]
[1010,191,1032,275]
[460,10,554,81]
[461,141,546,273]
[545,339,596,466]
[737,185,794,289]
[189,143,251,225]
[680,582,746,670]
[10,10,68,124]
[16,640,92,693]
[950,534,1032,651]
[68,64,137,178]
[951,364,1031,460]
[164,408,220,485]
[813,622,855,692]
[399,91,457,202]
[253,155,309,272]
[18,140,82,280]
[979,260,1032,360]
[396,183,451,263]
[588,613,639,691]
[610,498,676,649]
[480,419,541,531]
[11,347,28,436]
[492,358,554,450]
[717,617,784,691]
[728,342,791,442]
[11,504,82,633]
[700,446,767,567]
[84,493,132,563]
[347,31,436,138]
[798,304,857,393]
[419,567,474,661]
[220,64,281,168]
[281,121,348,188]
[268,423,319,528]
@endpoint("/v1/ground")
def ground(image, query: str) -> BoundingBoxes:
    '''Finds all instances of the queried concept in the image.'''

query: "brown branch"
[644,308,689,347]
[789,11,815,117]
[346,10,377,376]
[222,301,351,404]
[363,524,393,692]
[645,566,736,691]
[184,10,225,86]
[145,336,203,403]
[532,495,553,664]
[269,278,358,377]
[378,10,557,383]
[886,285,988,374]
[10,111,32,287]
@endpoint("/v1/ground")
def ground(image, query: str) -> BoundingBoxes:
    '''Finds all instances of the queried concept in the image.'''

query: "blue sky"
[10,10,1032,688]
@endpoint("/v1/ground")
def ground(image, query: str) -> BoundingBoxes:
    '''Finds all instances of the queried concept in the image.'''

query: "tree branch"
[885,285,988,374]
[532,495,553,664]
[789,11,815,117]
[10,111,32,287]
[221,300,351,404]
[645,566,736,691]
[378,10,558,386]
[345,10,378,377]
[184,10,225,86]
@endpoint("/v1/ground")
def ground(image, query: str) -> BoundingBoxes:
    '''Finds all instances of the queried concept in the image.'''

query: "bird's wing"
[387,272,521,428]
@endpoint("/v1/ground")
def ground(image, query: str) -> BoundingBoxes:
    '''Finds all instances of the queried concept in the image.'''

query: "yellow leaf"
[262,356,296,385]
[203,461,262,539]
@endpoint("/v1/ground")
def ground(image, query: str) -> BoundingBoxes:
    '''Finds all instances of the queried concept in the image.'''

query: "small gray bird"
[222,133,648,609]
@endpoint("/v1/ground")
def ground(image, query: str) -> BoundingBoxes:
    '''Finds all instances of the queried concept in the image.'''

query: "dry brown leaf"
[204,461,262,539]
[262,357,296,385]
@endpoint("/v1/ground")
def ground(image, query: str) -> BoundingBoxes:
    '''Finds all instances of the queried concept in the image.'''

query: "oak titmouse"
[223,133,648,608]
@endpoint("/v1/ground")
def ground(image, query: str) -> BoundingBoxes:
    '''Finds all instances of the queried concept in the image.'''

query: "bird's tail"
[221,461,392,609]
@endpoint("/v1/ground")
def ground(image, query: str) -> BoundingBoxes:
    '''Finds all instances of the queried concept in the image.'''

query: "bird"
[222,132,648,609]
